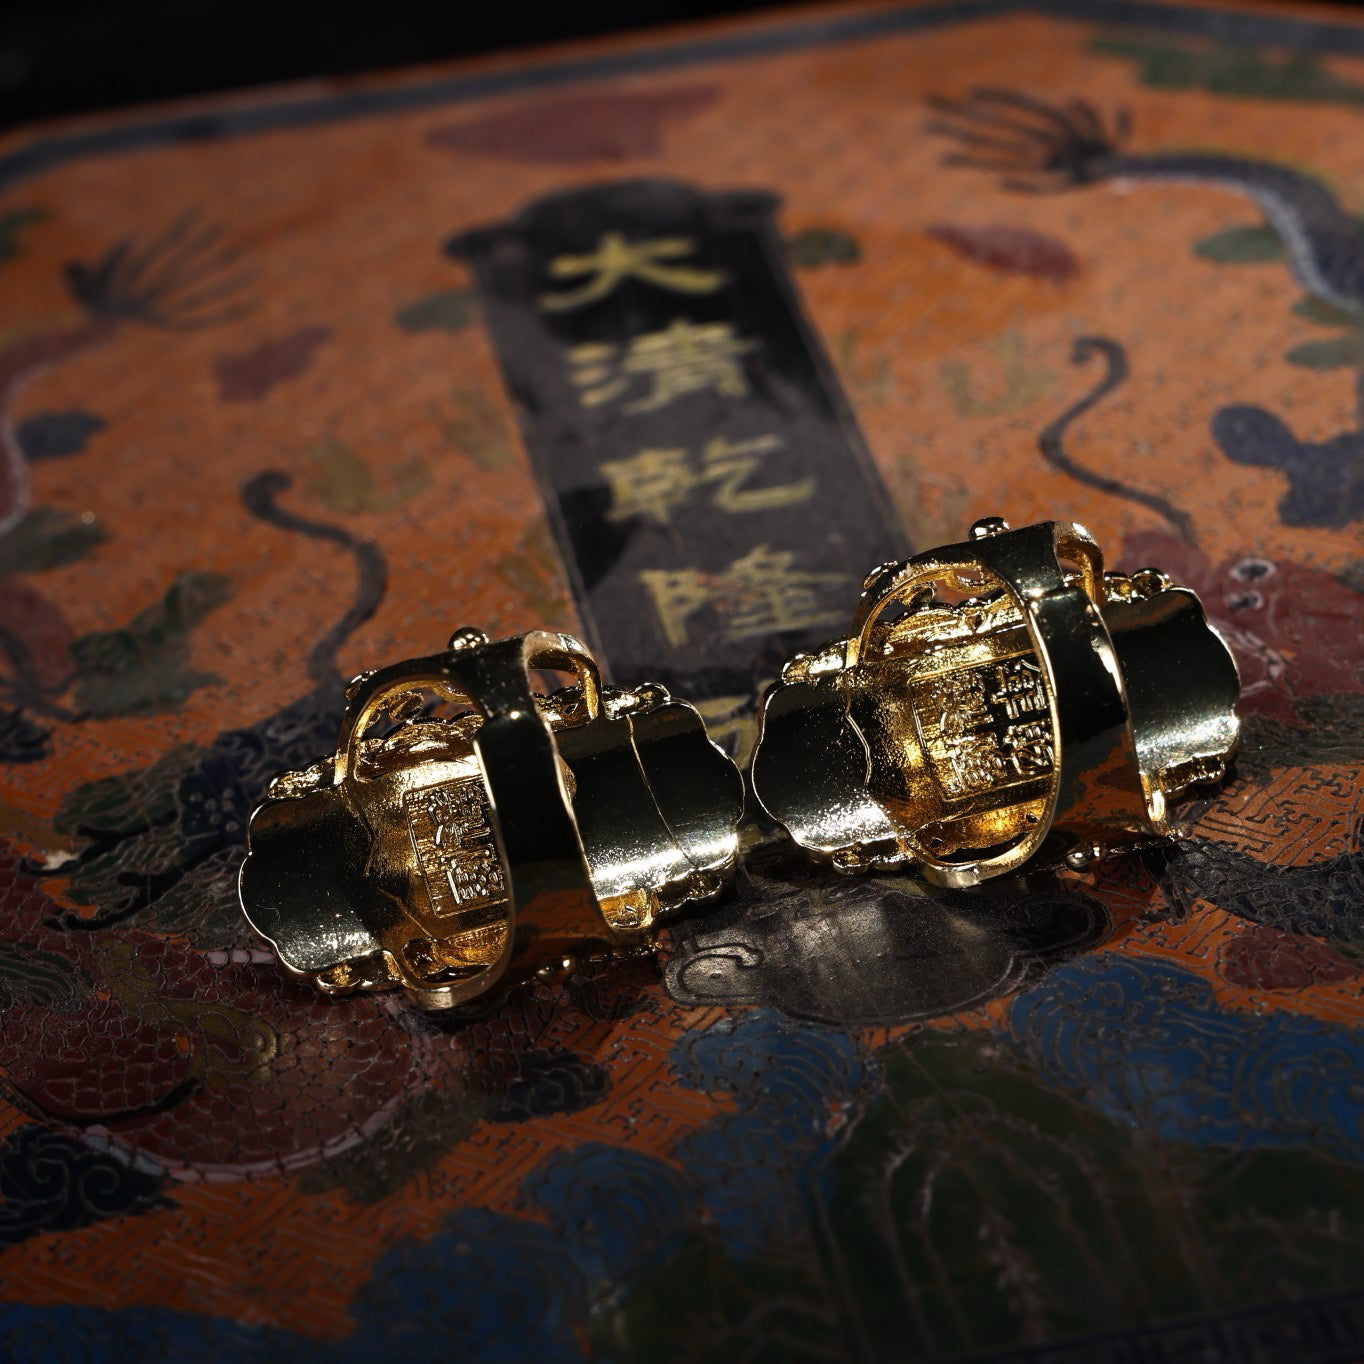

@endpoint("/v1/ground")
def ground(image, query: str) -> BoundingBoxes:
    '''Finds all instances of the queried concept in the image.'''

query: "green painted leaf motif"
[940,330,1056,417]
[305,438,431,513]
[1285,335,1364,369]
[70,571,233,717]
[1091,34,1364,104]
[369,455,431,513]
[1193,224,1284,263]
[0,507,107,576]
[129,847,251,950]
[51,742,231,933]
[305,437,373,515]
[493,525,570,618]
[594,1229,836,1364]
[394,288,477,332]
[0,943,92,1010]
[1292,295,1364,327]
[808,1030,1364,1360]
[444,385,516,470]
[1089,36,1209,90]
[834,327,892,407]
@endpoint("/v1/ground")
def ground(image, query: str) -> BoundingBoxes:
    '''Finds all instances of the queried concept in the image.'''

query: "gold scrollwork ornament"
[239,628,744,1009]
[751,517,1241,888]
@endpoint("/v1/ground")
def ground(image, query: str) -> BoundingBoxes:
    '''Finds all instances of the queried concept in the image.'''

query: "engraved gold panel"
[404,777,507,931]
[911,654,1054,803]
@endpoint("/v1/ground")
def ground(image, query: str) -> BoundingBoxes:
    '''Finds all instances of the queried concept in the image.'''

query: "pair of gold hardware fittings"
[239,518,1241,1009]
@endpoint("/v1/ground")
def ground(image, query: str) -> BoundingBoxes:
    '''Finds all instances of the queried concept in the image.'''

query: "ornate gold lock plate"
[239,629,744,1008]
[751,518,1241,888]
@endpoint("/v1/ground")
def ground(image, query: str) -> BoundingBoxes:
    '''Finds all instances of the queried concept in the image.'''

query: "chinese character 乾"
[602,435,815,525]
[539,232,726,312]
[406,779,506,915]
[601,447,694,525]
[640,545,846,647]
[702,436,815,514]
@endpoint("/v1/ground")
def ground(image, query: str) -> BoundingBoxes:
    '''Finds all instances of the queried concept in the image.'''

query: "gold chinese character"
[943,731,1008,797]
[540,232,726,312]
[1003,719,1054,776]
[603,435,814,525]
[701,435,814,513]
[567,321,756,414]
[990,657,1047,720]
[932,671,991,736]
[406,779,506,918]
[424,783,487,849]
[622,320,754,413]
[444,843,504,906]
[568,321,755,413]
[639,568,714,647]
[567,342,628,408]
[602,447,694,524]
[641,545,846,647]
[723,546,848,639]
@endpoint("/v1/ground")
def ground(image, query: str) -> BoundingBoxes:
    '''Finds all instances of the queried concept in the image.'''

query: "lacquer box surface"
[0,1,1361,1360]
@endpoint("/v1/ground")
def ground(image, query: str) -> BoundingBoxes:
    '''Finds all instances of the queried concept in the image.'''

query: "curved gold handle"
[522,629,603,723]
[333,629,602,789]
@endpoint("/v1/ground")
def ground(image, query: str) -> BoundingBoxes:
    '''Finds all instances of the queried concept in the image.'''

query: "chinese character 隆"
[640,545,846,647]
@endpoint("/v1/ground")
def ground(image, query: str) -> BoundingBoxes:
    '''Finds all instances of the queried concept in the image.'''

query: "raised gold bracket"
[239,628,744,1009]
[752,518,1240,888]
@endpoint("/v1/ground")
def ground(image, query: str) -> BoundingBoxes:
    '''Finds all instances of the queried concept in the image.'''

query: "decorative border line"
[4,0,1364,191]
[4,3,1363,1358]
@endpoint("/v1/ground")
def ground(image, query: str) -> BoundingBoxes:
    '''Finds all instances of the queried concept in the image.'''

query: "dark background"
[0,0,816,130]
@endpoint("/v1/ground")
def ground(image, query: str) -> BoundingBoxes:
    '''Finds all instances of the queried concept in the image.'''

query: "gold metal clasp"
[239,628,744,1008]
[751,518,1240,888]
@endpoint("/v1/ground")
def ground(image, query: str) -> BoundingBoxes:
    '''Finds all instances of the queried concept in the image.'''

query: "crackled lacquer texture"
[0,2,1362,1361]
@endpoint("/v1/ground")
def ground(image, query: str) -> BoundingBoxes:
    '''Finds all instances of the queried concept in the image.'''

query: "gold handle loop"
[523,632,603,723]
[334,629,602,788]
